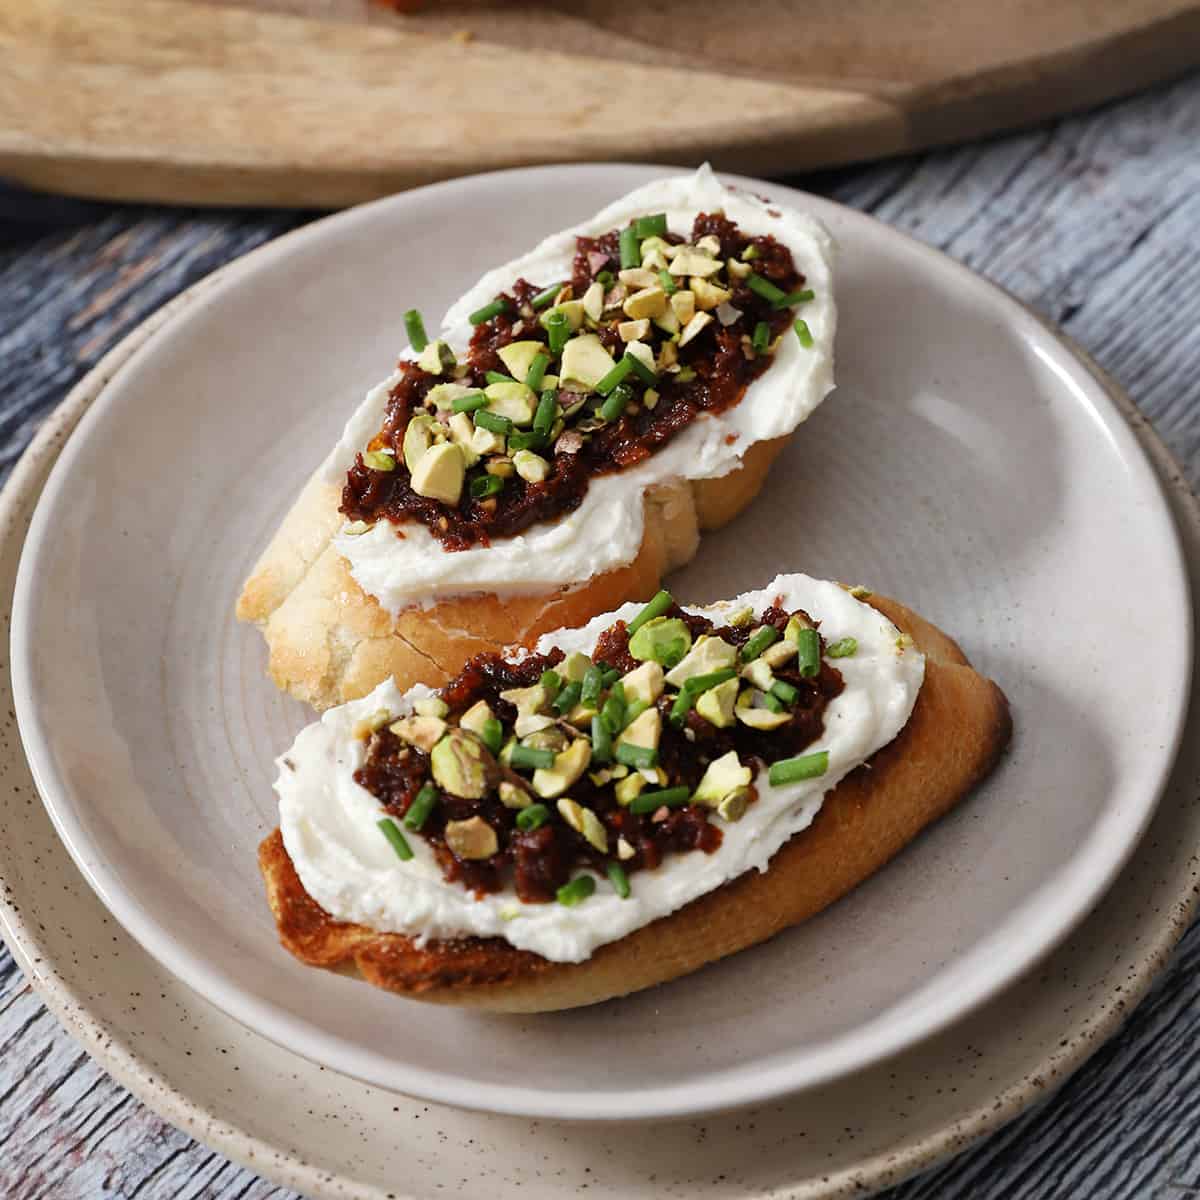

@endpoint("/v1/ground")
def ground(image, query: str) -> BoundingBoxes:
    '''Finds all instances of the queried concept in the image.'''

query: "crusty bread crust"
[258,595,1012,1012]
[237,437,786,711]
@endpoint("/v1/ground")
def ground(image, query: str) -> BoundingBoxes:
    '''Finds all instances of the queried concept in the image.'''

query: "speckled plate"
[5,167,1193,1122]
[0,179,1197,1195]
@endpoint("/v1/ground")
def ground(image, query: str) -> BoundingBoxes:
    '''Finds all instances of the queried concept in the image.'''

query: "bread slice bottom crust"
[237,438,787,711]
[258,595,1012,1012]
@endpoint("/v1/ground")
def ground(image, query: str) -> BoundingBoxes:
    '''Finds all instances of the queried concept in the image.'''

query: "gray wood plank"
[2,67,1199,1199]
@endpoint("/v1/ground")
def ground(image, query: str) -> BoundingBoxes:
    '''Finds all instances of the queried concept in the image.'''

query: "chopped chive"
[516,803,550,832]
[557,875,596,907]
[531,282,566,311]
[768,750,829,786]
[751,321,771,354]
[581,664,605,706]
[601,667,621,687]
[533,389,558,436]
[606,862,632,899]
[658,268,678,295]
[595,355,634,396]
[669,689,694,727]
[634,213,668,239]
[599,383,632,422]
[746,273,788,305]
[669,668,738,726]
[485,370,515,386]
[469,297,511,325]
[404,309,429,352]
[403,783,438,831]
[470,474,504,499]
[741,244,761,261]
[450,391,488,413]
[624,351,657,386]
[596,269,615,287]
[590,714,613,763]
[540,668,562,699]
[627,590,674,635]
[553,680,583,715]
[362,449,396,472]
[761,691,787,714]
[480,718,504,755]
[377,817,414,861]
[770,679,800,705]
[826,637,858,658]
[508,430,547,453]
[525,352,551,392]
[600,694,625,734]
[544,309,571,355]
[619,225,641,270]
[474,410,513,435]
[794,319,814,348]
[623,698,649,726]
[795,627,821,677]
[511,744,557,771]
[775,288,815,309]
[630,785,689,814]
[742,626,781,661]
[615,742,658,770]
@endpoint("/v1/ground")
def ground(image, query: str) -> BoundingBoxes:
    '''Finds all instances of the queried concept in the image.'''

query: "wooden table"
[3,71,1199,1199]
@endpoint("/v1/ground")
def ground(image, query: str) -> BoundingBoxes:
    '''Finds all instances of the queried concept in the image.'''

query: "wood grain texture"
[2,68,1200,1197]
[3,0,1200,207]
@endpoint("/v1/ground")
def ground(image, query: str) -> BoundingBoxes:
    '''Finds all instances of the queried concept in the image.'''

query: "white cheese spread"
[277,575,923,964]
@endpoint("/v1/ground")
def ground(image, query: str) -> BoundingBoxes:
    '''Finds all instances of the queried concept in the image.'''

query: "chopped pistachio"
[620,661,665,706]
[514,712,558,738]
[695,233,722,256]
[485,456,515,478]
[617,836,636,860]
[653,306,681,336]
[582,281,605,321]
[523,725,569,753]
[351,708,392,740]
[761,638,799,669]
[726,256,752,280]
[557,798,608,853]
[469,424,506,457]
[500,682,550,717]
[483,380,536,425]
[643,388,661,410]
[724,604,754,627]
[560,333,616,391]
[896,632,915,652]
[740,657,775,691]
[343,519,372,536]
[624,339,657,376]
[414,696,449,719]
[403,413,436,472]
[718,788,750,822]
[565,704,598,730]
[496,340,546,381]
[623,286,669,321]
[559,651,592,683]
[614,773,646,807]
[618,317,651,342]
[639,235,676,260]
[690,277,732,311]
[669,247,722,277]
[416,339,456,376]
[540,299,585,332]
[618,266,659,290]
[694,676,739,728]
[617,706,662,753]
[679,311,715,348]
[589,767,615,786]
[513,449,550,483]
[611,763,630,778]
[532,738,592,799]
[656,340,679,372]
[425,381,477,411]
[498,780,532,810]
[735,689,791,731]
[446,412,481,466]
[430,729,497,798]
[388,714,447,752]
[444,816,498,860]
[363,449,396,472]
[410,441,465,505]
[641,247,668,271]
[665,633,738,687]
[670,290,696,324]
[628,616,692,668]
[692,750,752,807]
[849,584,873,599]
[458,699,495,740]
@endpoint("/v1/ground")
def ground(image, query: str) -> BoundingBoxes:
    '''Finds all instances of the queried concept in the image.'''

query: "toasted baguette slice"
[259,594,1011,1012]
[237,437,785,711]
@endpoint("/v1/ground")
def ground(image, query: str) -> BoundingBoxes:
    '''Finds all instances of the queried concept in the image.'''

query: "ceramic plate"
[9,166,1192,1121]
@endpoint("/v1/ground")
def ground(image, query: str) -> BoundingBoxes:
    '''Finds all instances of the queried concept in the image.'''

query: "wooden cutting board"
[2,0,1199,208]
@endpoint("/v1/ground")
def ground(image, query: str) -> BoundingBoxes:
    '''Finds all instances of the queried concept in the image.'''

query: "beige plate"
[0,189,1198,1191]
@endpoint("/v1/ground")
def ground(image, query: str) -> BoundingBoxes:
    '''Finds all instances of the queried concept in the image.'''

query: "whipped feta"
[277,574,923,964]
[327,166,837,613]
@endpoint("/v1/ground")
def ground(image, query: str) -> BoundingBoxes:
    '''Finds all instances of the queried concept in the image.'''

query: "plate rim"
[0,206,1197,1196]
[6,164,1196,1122]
